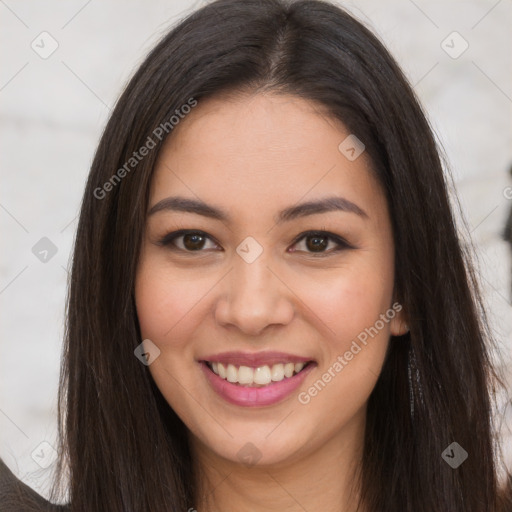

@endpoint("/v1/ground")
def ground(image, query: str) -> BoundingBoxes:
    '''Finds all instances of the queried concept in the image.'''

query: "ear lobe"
[390,311,409,336]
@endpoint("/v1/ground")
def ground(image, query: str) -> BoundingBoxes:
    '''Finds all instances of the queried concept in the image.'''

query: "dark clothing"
[0,458,69,511]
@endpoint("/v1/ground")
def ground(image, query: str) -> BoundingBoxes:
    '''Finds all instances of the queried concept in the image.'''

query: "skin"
[134,91,408,512]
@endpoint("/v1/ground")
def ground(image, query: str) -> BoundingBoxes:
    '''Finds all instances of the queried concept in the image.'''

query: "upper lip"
[199,351,315,367]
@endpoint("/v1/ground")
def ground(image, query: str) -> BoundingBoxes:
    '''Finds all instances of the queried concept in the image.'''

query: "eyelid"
[156,229,220,249]
[289,229,353,251]
[156,228,354,254]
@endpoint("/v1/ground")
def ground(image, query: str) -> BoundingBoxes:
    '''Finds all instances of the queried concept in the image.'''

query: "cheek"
[299,260,395,426]
[296,270,394,419]
[134,259,209,347]
[296,258,395,351]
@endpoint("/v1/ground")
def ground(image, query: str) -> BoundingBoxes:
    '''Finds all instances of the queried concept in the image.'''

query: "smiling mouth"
[203,360,315,388]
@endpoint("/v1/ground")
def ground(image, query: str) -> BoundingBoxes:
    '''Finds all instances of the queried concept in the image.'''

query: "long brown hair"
[2,0,511,510]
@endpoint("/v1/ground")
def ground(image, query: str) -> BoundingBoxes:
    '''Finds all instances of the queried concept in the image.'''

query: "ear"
[389,303,409,336]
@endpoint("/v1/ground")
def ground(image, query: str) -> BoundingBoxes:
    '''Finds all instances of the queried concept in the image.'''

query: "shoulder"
[0,457,70,511]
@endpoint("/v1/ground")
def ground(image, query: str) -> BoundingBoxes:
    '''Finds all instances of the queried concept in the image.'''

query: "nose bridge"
[215,243,293,334]
[232,248,272,299]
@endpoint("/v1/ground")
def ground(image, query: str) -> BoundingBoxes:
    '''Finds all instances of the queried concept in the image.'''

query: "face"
[134,91,407,468]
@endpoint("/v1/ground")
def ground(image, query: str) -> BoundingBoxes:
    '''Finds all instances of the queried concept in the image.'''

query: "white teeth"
[217,362,227,379]
[238,366,254,385]
[253,365,272,385]
[284,363,295,378]
[226,364,237,383]
[208,360,309,386]
[271,363,284,381]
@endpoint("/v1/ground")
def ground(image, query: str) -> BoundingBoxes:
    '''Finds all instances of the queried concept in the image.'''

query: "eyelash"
[156,228,354,257]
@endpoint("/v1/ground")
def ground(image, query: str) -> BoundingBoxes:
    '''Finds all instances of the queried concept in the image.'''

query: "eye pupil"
[306,234,328,252]
[183,233,205,250]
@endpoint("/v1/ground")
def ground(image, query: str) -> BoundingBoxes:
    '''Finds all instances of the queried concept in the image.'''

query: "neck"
[189,407,367,512]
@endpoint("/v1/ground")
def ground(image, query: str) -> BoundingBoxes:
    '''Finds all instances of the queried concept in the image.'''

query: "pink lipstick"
[198,351,316,407]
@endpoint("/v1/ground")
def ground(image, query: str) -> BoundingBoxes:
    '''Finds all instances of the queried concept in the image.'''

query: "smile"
[199,353,317,407]
[205,361,312,387]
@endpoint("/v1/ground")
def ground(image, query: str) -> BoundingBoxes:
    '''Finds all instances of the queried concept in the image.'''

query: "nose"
[214,249,295,336]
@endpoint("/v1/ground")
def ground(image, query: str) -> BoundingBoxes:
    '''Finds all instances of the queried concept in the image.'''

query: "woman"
[2,0,511,510]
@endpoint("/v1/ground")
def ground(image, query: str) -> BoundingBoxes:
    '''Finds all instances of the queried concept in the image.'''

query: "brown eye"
[182,233,207,251]
[304,233,329,252]
[290,230,351,256]
[157,230,219,252]
[157,229,352,256]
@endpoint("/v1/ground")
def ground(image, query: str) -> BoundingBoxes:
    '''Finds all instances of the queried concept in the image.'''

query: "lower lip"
[199,361,316,407]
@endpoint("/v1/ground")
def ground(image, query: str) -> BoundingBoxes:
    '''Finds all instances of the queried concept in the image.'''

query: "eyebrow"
[147,195,369,224]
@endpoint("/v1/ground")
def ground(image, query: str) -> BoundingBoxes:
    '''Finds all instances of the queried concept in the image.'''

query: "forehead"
[150,92,386,223]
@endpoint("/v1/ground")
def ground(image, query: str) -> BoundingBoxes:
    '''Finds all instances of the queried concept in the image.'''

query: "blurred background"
[1,0,511,500]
